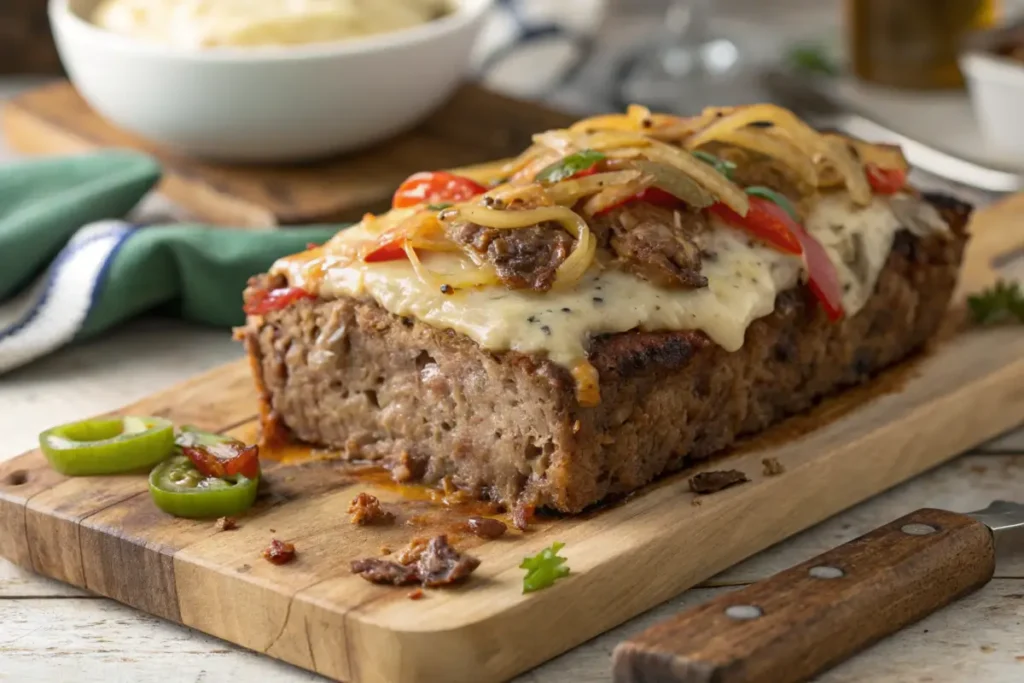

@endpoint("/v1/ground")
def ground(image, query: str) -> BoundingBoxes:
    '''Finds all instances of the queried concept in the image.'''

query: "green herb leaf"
[692,150,737,180]
[427,203,453,211]
[520,542,570,593]
[535,150,606,184]
[745,186,799,221]
[968,280,1024,325]
[786,43,840,77]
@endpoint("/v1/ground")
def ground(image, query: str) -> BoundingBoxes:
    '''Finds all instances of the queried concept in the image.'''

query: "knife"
[611,501,1024,683]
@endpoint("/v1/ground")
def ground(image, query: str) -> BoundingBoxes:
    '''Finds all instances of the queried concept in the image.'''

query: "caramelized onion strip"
[545,171,643,206]
[695,127,819,187]
[686,104,871,204]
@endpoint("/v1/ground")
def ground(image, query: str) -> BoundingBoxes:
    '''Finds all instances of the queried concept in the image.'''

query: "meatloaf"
[238,104,972,514]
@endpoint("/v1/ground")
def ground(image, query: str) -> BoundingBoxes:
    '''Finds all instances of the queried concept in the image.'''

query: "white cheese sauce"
[272,193,932,372]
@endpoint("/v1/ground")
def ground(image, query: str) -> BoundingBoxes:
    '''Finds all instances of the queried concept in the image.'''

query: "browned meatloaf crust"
[242,193,972,514]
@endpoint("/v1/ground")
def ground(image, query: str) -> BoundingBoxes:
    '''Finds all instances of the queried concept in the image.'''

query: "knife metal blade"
[612,502,1023,683]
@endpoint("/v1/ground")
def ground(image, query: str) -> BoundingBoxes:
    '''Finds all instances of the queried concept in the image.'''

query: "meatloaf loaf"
[239,103,972,514]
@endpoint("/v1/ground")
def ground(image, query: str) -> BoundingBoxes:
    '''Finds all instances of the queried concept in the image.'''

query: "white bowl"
[960,23,1024,158]
[49,0,492,162]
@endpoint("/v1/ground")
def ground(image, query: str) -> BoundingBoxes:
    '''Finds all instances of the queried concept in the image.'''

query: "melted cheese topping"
[271,194,926,372]
[90,0,449,49]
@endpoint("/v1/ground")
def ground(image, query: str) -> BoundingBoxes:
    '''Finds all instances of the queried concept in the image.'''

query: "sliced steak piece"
[444,220,574,291]
[596,202,708,288]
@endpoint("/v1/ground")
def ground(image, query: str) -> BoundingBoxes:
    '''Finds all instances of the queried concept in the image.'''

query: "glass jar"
[848,0,1001,90]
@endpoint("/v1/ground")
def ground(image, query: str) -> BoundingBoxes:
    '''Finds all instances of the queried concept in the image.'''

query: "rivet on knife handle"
[611,508,996,683]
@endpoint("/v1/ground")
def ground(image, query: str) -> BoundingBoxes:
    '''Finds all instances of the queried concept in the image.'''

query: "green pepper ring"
[39,416,176,476]
[149,455,260,519]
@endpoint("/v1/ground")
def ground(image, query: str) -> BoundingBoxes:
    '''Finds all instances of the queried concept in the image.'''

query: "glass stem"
[665,0,712,50]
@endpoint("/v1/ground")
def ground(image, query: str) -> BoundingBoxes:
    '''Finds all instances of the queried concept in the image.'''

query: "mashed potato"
[90,0,451,49]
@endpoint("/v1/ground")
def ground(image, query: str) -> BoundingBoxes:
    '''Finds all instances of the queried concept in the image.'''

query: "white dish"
[960,24,1024,159]
[49,0,492,163]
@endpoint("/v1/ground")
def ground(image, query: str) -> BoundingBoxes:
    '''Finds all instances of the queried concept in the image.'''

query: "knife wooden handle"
[612,508,995,683]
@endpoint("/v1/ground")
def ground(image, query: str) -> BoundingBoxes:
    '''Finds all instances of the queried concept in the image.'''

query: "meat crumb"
[762,458,785,476]
[408,589,425,600]
[396,537,430,565]
[512,504,535,531]
[689,470,749,495]
[348,492,396,526]
[262,539,296,565]
[465,516,507,540]
[214,516,238,531]
[351,535,480,588]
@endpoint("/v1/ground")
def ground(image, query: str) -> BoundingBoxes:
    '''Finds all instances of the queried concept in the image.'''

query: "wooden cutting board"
[1,81,574,227]
[1,196,1023,683]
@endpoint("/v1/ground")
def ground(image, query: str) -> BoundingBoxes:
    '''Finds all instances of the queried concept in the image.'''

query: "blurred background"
[7,0,1023,108]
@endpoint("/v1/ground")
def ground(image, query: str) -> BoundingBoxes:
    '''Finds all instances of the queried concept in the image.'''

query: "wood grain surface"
[612,508,996,683]
[0,81,573,227]
[1,183,1023,683]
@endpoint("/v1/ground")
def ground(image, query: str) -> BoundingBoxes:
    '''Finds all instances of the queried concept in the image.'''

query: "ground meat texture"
[243,193,971,514]
[348,492,395,526]
[689,469,749,494]
[444,220,573,291]
[593,203,708,289]
[416,535,481,587]
[762,457,785,476]
[351,558,421,586]
[465,516,508,539]
[351,535,480,587]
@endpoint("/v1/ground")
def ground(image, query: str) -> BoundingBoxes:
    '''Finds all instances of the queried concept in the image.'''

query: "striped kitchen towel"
[0,151,336,374]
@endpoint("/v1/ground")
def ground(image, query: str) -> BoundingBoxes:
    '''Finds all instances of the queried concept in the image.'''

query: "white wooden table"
[4,51,1024,683]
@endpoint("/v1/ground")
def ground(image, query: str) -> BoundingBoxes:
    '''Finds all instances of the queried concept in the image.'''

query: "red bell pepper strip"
[865,163,907,195]
[392,171,487,209]
[183,440,261,480]
[791,223,845,322]
[708,196,804,255]
[243,287,316,315]
[362,233,408,262]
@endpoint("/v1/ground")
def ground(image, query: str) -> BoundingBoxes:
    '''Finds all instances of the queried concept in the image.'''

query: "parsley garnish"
[520,542,570,593]
[968,280,1024,325]
[535,150,606,184]
[786,43,840,77]
[427,203,453,211]
[692,150,737,180]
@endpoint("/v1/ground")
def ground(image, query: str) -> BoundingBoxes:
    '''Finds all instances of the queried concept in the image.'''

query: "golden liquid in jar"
[848,0,1001,89]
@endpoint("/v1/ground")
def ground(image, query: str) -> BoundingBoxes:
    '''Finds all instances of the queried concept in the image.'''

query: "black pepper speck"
[440,284,454,295]
[561,307,572,313]
[527,315,538,324]
[592,297,604,305]
[541,325,552,336]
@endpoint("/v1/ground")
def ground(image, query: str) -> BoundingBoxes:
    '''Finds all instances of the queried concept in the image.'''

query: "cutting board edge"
[3,331,1024,683]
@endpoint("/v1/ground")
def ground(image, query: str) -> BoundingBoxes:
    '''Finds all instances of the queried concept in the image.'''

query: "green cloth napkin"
[0,151,339,373]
